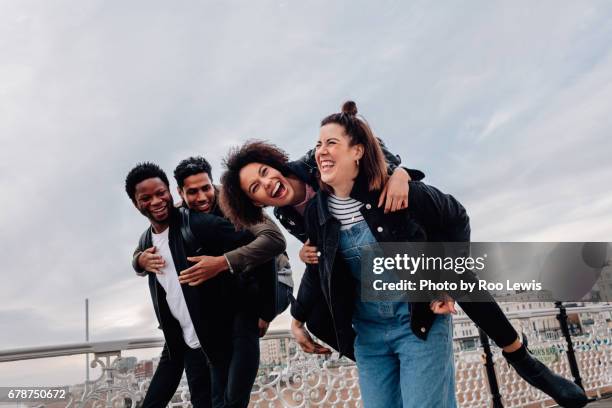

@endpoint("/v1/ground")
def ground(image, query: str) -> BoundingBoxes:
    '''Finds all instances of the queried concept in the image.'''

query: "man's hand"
[138,247,165,274]
[291,319,331,354]
[178,255,229,286]
[378,167,411,213]
[299,240,319,265]
[258,319,270,338]
[430,293,457,315]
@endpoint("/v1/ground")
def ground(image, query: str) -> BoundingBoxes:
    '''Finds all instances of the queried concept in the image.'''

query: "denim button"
[377,226,383,232]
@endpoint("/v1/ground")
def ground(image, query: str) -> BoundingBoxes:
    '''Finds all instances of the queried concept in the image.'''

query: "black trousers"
[210,310,260,408]
[141,342,212,408]
[458,297,519,348]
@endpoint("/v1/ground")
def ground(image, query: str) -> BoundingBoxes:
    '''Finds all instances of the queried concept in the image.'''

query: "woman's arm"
[223,214,287,274]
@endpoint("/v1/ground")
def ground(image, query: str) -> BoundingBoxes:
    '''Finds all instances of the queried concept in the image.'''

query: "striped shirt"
[328,194,365,230]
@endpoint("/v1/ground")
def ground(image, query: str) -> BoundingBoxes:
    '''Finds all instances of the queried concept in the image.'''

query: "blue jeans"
[339,221,456,408]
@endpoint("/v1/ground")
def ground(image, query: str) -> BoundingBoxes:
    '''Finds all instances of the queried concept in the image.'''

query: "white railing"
[1,304,611,407]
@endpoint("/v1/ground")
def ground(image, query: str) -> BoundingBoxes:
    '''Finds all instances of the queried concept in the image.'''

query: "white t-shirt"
[152,227,201,349]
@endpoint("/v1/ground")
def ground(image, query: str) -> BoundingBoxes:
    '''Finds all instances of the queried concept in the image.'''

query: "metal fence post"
[555,301,584,389]
[479,328,504,408]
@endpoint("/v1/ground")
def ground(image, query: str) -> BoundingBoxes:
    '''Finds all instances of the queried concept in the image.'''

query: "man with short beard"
[132,158,290,408]
[126,162,277,408]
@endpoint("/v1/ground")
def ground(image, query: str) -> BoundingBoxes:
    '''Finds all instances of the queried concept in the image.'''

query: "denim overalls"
[338,220,456,408]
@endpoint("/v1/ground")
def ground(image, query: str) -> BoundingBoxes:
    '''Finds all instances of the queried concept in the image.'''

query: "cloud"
[1,0,612,385]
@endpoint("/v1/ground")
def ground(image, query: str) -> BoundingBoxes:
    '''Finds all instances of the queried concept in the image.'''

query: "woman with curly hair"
[219,103,587,408]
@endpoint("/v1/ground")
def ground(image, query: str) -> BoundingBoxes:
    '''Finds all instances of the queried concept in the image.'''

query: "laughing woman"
[293,102,461,407]
[219,103,588,408]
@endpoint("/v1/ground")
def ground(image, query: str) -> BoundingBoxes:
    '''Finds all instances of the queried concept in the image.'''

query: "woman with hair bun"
[220,102,587,408]
[291,101,587,407]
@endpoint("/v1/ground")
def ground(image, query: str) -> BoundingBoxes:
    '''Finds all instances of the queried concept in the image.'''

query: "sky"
[1,0,612,386]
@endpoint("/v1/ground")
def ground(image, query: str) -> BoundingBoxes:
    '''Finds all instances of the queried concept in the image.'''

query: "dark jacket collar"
[286,160,319,189]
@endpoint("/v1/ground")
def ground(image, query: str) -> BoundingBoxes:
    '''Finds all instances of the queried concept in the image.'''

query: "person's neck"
[151,221,169,234]
[330,180,355,198]
[287,176,307,205]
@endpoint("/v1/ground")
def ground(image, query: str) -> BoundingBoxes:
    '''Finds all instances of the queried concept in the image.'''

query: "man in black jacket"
[125,162,274,408]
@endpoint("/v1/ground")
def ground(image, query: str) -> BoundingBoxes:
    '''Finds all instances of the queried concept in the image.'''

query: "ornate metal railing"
[1,304,611,407]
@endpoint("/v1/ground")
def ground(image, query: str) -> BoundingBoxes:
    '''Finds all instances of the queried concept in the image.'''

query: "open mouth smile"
[151,206,167,217]
[271,181,287,199]
[196,202,210,211]
[319,160,335,172]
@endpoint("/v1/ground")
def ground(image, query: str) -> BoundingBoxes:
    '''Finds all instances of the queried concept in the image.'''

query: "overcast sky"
[1,0,611,386]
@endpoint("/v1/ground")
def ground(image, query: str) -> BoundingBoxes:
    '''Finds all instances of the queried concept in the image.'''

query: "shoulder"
[137,227,152,248]
[303,193,324,232]
[188,210,233,236]
[303,195,319,220]
[408,180,437,200]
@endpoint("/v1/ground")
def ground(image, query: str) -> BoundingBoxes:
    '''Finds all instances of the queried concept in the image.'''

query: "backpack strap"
[138,228,152,251]
[178,207,202,255]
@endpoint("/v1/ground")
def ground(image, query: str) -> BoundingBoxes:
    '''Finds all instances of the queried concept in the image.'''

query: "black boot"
[503,335,588,408]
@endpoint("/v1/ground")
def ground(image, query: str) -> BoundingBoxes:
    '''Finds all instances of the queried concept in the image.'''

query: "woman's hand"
[258,319,270,338]
[291,319,331,354]
[430,293,457,315]
[299,239,319,264]
[378,167,411,213]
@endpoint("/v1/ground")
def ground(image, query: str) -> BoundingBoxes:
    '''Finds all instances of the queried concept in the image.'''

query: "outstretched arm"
[224,214,286,274]
[178,214,285,284]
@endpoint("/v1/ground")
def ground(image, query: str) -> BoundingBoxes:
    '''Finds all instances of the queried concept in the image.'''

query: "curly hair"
[174,156,213,188]
[220,140,292,229]
[125,162,170,202]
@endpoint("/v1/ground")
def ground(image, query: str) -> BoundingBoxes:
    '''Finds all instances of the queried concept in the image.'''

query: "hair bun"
[341,100,358,116]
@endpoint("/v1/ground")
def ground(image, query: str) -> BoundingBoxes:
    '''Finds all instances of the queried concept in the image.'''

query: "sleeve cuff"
[404,167,425,181]
[224,254,235,274]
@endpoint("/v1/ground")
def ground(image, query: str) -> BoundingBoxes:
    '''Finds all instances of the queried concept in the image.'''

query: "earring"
[355,159,360,167]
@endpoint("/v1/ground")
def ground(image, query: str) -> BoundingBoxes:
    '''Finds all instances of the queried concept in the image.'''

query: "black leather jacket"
[136,208,275,363]
[291,177,470,359]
